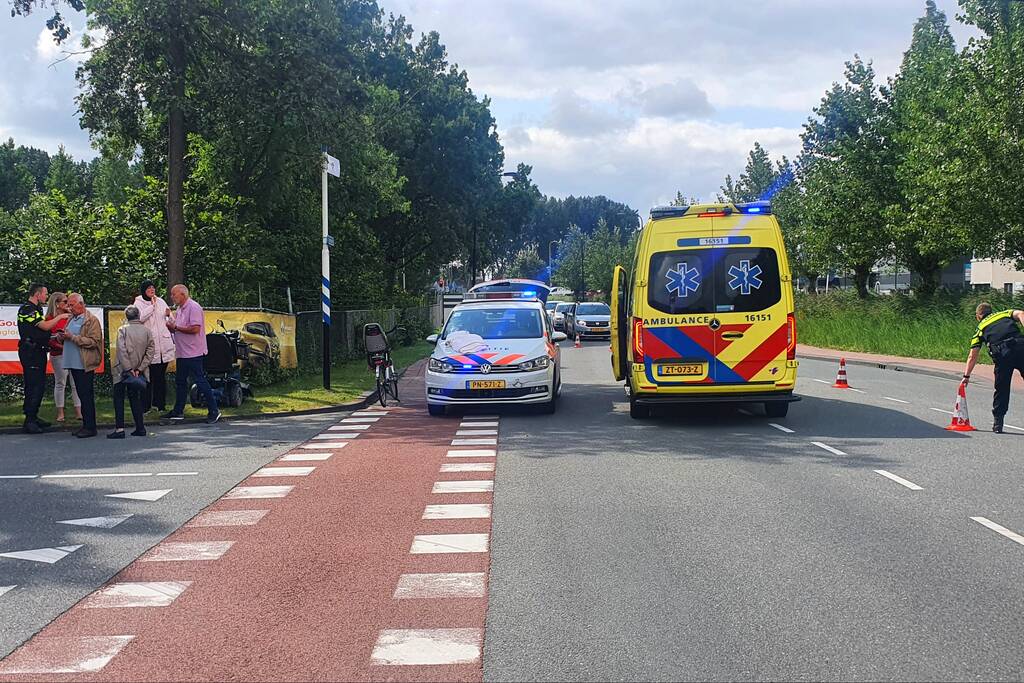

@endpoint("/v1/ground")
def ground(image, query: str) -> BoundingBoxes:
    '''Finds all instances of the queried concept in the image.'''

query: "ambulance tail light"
[786,313,797,360]
[631,317,645,362]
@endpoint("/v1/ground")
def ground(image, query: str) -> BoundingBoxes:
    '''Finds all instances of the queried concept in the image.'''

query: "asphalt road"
[0,413,339,660]
[484,343,1024,681]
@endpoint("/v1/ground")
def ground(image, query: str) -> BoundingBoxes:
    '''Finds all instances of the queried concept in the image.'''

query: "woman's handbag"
[121,371,148,391]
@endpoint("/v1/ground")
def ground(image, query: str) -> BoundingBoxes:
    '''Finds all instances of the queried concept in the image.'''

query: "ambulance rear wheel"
[765,401,789,418]
[629,397,649,419]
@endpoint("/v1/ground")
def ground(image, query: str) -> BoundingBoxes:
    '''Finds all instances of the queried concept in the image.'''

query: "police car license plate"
[468,380,506,390]
[659,363,705,377]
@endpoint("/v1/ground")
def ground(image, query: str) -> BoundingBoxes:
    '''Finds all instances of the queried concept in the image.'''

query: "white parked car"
[425,297,566,415]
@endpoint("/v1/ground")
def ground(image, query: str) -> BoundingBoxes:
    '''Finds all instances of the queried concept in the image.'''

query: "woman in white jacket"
[133,280,176,412]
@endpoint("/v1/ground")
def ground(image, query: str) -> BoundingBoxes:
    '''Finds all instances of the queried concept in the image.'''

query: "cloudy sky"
[1,0,978,214]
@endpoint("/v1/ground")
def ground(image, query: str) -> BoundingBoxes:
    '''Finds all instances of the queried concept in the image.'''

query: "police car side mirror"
[552,332,568,343]
[426,334,439,344]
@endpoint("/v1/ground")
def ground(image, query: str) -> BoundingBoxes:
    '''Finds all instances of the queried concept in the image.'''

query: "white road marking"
[279,452,333,461]
[57,514,133,529]
[452,438,497,446]
[393,573,486,599]
[447,449,496,458]
[313,433,359,440]
[186,510,268,527]
[456,429,498,436]
[352,411,388,417]
[0,585,15,599]
[929,407,953,415]
[0,475,38,479]
[459,421,498,428]
[971,517,1024,547]
[432,480,494,494]
[0,545,83,564]
[873,470,923,491]
[343,417,381,423]
[328,424,370,431]
[155,472,200,476]
[768,423,795,434]
[253,466,315,477]
[462,415,499,420]
[812,378,831,384]
[422,503,492,519]
[84,581,191,608]
[883,397,910,404]
[300,443,346,449]
[105,489,172,501]
[810,441,847,456]
[370,628,482,666]
[410,533,489,554]
[1003,424,1024,432]
[224,485,293,499]
[847,388,866,394]
[440,463,495,473]
[0,635,134,675]
[142,541,233,562]
[41,473,150,479]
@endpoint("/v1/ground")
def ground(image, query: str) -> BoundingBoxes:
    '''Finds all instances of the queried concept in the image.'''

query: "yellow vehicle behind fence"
[610,201,799,419]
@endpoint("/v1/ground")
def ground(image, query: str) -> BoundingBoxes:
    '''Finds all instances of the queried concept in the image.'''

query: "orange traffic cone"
[945,382,977,432]
[831,358,851,389]
[574,333,582,349]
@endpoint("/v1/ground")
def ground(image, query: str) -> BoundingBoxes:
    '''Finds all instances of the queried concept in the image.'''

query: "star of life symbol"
[666,262,701,297]
[728,260,763,295]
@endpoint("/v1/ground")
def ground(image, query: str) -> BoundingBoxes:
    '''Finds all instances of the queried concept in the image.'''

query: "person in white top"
[133,280,176,412]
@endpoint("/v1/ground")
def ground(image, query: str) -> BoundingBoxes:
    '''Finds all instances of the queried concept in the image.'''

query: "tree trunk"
[853,264,872,298]
[804,271,820,294]
[906,254,941,300]
[165,0,186,288]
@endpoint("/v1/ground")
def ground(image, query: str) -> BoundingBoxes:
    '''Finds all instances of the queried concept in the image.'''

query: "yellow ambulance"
[610,201,799,419]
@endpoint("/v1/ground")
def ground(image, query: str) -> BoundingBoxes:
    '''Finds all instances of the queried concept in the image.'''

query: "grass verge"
[0,342,432,430]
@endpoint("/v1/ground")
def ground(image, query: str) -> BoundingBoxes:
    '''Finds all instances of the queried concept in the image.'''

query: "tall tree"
[720,142,778,203]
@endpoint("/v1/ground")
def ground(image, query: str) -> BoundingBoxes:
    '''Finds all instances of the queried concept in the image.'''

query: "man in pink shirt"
[163,284,220,423]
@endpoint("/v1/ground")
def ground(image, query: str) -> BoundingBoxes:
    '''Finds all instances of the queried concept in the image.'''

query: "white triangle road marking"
[57,514,133,529]
[0,585,16,599]
[105,489,172,502]
[0,545,83,564]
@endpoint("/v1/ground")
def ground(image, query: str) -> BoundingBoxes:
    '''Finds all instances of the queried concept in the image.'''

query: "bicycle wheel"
[387,364,399,401]
[376,366,388,407]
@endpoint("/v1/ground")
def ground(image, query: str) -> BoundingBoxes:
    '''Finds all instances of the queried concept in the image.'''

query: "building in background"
[968,259,1024,294]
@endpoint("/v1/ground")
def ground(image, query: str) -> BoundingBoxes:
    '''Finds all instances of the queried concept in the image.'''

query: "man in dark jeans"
[162,284,220,424]
[17,283,70,433]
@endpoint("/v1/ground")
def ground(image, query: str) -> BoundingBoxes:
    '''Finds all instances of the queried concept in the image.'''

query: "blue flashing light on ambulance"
[610,201,800,419]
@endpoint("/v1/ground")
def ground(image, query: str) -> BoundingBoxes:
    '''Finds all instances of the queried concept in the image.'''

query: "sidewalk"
[798,344,1024,393]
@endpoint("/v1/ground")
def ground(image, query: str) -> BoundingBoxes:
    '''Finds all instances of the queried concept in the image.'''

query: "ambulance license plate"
[659,363,705,377]
[468,380,506,390]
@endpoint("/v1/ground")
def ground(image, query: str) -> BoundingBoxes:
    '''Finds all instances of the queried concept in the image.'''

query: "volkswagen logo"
[709,318,721,331]
[480,363,492,374]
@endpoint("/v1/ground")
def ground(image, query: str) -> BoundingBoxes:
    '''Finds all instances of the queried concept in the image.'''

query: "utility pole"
[471,226,477,287]
[321,146,340,389]
[548,240,559,286]
[579,237,586,300]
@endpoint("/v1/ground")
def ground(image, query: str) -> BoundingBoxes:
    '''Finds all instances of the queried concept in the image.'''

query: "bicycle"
[363,323,405,407]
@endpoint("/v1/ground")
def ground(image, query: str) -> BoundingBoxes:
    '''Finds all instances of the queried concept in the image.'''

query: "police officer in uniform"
[962,301,1024,433]
[17,283,69,434]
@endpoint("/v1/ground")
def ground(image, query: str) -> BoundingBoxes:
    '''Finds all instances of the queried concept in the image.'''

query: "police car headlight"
[519,356,550,371]
[428,358,453,373]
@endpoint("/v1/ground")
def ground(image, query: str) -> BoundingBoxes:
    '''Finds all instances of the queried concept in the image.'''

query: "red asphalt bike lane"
[0,361,494,682]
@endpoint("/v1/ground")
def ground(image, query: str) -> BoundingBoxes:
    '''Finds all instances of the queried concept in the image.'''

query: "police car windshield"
[443,307,544,340]
[576,303,610,315]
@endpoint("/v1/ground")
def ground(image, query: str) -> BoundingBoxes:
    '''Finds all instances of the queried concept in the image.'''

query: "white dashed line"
[410,533,489,554]
[446,449,496,458]
[279,452,333,461]
[328,424,370,431]
[455,430,498,436]
[300,443,346,450]
[253,466,315,477]
[0,545,82,564]
[462,415,499,420]
[874,470,923,490]
[370,628,482,666]
[141,541,233,562]
[313,433,359,440]
[343,417,381,423]
[440,463,495,473]
[929,407,952,415]
[1004,424,1024,432]
[83,581,191,608]
[0,635,135,675]
[393,573,486,599]
[810,441,847,456]
[971,517,1024,547]
[883,397,910,404]
[0,475,38,479]
[847,388,866,394]
[432,480,494,494]
[223,485,293,499]
[459,421,498,428]
[451,438,497,446]
[812,378,831,384]
[186,510,269,527]
[768,423,794,434]
[422,503,492,519]
[352,411,388,417]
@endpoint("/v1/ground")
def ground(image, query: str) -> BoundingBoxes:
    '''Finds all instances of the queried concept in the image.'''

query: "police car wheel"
[427,403,446,417]
[764,401,789,418]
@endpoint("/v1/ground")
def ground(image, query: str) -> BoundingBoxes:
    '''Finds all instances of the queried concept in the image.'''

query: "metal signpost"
[322,147,340,390]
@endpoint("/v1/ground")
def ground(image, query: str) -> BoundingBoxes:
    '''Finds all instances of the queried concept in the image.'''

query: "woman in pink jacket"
[133,280,176,412]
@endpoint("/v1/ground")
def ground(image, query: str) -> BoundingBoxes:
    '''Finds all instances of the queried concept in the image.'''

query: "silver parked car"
[567,302,611,339]
[552,302,573,332]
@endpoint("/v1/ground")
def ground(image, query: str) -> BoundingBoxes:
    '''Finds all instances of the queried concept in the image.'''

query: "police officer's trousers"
[18,344,47,423]
[992,344,1024,418]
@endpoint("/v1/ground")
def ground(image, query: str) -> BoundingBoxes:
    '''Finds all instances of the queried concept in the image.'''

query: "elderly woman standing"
[133,280,175,413]
[109,305,155,439]
[45,292,82,425]
[58,293,103,438]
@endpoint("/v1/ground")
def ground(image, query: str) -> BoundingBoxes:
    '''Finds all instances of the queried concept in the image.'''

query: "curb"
[0,359,424,436]
[798,350,963,384]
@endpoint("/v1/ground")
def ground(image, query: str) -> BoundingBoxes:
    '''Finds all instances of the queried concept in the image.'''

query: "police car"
[425,280,567,415]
